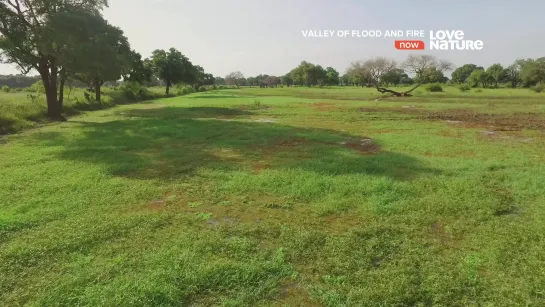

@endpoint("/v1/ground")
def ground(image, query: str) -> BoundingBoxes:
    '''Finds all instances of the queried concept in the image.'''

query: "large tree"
[401,54,453,84]
[468,68,489,88]
[225,71,244,88]
[0,0,108,120]
[289,61,326,87]
[345,61,373,87]
[505,60,523,88]
[451,64,478,83]
[67,16,131,103]
[381,68,407,86]
[151,48,195,96]
[520,57,545,87]
[124,51,153,84]
[486,64,506,88]
[325,67,340,86]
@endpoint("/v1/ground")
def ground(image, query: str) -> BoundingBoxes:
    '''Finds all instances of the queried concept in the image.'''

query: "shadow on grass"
[187,95,251,99]
[34,106,439,180]
[122,107,253,119]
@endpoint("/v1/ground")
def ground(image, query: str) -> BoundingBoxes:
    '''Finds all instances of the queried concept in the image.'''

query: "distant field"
[1,87,545,305]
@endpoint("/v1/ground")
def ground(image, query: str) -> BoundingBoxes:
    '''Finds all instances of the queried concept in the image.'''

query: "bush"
[1,85,10,93]
[530,84,545,93]
[474,88,483,93]
[458,84,471,92]
[120,81,150,101]
[425,83,443,92]
[29,81,45,93]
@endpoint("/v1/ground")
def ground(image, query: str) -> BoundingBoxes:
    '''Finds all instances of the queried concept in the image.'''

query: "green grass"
[0,86,167,134]
[1,87,545,306]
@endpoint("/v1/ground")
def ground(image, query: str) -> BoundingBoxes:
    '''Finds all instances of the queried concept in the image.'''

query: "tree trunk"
[58,69,66,109]
[38,62,64,121]
[94,78,101,103]
[166,80,171,96]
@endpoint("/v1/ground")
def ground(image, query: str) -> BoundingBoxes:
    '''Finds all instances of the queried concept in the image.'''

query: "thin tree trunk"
[166,80,171,96]
[58,68,66,109]
[94,78,101,103]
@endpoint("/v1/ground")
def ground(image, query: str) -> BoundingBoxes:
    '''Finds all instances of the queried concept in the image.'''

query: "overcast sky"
[1,0,544,77]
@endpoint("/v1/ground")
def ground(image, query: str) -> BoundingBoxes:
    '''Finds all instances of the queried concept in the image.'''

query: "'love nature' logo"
[395,30,484,51]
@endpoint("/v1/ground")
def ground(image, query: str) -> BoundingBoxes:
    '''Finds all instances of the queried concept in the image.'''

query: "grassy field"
[0,86,167,134]
[1,86,545,306]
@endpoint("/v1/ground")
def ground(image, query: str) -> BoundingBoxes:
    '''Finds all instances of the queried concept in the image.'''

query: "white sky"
[1,0,544,77]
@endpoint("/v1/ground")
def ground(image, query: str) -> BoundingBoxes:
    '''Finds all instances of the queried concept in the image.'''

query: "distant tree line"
[220,55,545,95]
[2,1,544,118]
[450,58,545,88]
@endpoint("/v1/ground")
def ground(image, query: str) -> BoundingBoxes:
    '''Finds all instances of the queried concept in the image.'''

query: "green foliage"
[425,83,443,92]
[451,64,478,83]
[1,85,10,92]
[289,61,327,87]
[468,68,491,88]
[29,81,46,93]
[486,63,506,87]
[530,84,545,93]
[119,82,151,101]
[458,84,471,92]
[380,68,408,86]
[325,67,340,86]
[177,87,196,96]
[520,58,545,87]
[123,51,153,84]
[151,48,195,94]
[26,93,42,103]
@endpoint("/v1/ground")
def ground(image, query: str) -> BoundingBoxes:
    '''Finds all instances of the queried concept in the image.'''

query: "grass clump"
[425,83,443,92]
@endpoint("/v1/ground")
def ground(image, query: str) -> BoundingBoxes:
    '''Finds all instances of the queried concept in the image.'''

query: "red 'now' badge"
[395,40,425,50]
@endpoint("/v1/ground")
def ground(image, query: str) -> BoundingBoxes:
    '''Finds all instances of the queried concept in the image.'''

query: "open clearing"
[2,87,545,306]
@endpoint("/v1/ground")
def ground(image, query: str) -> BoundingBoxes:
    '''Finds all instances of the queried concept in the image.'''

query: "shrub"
[1,85,10,93]
[26,93,41,103]
[29,81,45,93]
[530,84,545,93]
[458,84,471,92]
[120,81,150,101]
[425,83,443,92]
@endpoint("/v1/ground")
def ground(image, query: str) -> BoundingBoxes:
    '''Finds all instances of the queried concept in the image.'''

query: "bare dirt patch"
[147,200,165,211]
[262,136,381,155]
[310,102,343,111]
[428,222,462,249]
[425,110,545,131]
[251,161,272,174]
[340,137,381,154]
[356,107,545,131]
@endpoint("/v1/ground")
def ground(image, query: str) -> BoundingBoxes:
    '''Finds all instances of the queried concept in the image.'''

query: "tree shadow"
[0,116,17,135]
[186,95,252,99]
[122,107,253,119]
[33,107,440,180]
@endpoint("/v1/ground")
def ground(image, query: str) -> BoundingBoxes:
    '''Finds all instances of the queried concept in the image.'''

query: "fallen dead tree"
[375,83,421,97]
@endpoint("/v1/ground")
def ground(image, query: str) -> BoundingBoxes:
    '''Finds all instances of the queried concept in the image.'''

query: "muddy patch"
[147,199,165,211]
[310,102,342,111]
[254,118,277,123]
[426,110,545,131]
[265,136,381,155]
[479,130,534,143]
[340,137,381,154]
[356,107,545,131]
[251,161,271,174]
[429,222,462,249]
